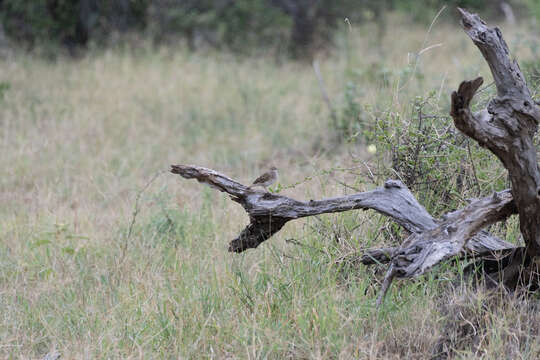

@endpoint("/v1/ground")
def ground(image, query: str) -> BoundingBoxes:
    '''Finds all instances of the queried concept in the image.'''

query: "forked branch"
[451,8,540,256]
[171,165,516,260]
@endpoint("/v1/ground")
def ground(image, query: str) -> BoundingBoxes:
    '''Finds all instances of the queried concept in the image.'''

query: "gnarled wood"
[376,189,517,305]
[171,165,516,257]
[172,165,436,251]
[451,8,540,256]
[361,230,515,265]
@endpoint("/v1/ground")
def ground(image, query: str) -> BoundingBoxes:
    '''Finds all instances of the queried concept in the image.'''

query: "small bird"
[249,166,278,191]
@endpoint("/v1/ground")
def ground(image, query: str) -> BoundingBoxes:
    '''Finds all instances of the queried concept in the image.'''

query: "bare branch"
[171,165,516,257]
[172,165,438,251]
[376,189,517,305]
[452,9,540,256]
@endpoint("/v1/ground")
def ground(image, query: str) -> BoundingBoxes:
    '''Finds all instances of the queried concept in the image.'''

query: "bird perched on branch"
[249,166,278,191]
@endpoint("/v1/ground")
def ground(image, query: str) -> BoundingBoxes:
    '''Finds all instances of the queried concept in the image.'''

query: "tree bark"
[171,164,516,257]
[450,8,540,257]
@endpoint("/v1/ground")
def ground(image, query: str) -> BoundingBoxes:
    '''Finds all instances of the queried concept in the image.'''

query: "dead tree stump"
[170,9,539,303]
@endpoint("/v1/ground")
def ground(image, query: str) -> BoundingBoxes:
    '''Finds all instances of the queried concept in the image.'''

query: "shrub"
[523,59,540,95]
[336,84,509,217]
[0,0,147,49]
[146,0,290,52]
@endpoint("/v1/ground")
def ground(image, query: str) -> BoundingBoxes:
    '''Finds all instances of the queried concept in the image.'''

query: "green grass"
[1,16,540,358]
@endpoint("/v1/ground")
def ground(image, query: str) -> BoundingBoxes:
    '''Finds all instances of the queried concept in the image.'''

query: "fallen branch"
[376,189,516,305]
[361,230,515,265]
[171,164,516,257]
[170,8,539,303]
[172,165,434,250]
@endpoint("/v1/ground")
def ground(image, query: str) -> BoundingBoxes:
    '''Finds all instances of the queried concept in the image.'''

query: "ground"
[1,15,539,358]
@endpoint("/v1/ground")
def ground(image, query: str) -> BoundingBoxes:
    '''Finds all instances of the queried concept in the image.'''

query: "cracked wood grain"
[170,165,516,257]
[451,8,540,256]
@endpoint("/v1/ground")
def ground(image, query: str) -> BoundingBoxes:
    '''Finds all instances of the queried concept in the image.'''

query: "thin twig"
[467,140,482,195]
[377,264,397,307]
[313,60,337,124]
[285,238,325,253]
[334,179,362,192]
[400,5,447,91]
[119,170,165,266]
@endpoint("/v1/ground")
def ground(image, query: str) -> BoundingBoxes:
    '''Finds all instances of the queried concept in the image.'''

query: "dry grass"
[1,15,539,358]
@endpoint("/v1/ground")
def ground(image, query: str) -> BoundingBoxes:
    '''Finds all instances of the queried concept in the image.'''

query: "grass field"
[1,15,540,358]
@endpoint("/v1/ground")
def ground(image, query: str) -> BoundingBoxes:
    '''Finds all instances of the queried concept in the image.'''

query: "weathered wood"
[451,8,540,256]
[170,9,539,303]
[375,189,518,304]
[171,165,516,256]
[378,189,517,302]
[172,165,432,251]
[361,230,515,265]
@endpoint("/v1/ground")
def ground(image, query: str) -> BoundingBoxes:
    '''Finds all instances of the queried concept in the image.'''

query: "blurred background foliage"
[0,0,538,57]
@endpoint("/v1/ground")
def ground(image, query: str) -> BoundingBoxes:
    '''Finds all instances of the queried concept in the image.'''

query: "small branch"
[313,60,337,124]
[119,171,165,266]
[170,165,247,200]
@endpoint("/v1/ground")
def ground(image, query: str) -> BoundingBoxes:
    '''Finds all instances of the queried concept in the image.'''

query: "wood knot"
[262,192,274,199]
[384,180,402,189]
[478,31,487,42]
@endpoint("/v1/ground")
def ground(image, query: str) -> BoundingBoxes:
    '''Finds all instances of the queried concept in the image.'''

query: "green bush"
[523,59,540,96]
[0,0,147,49]
[0,0,537,55]
[147,0,290,51]
[1,0,52,46]
[336,85,509,216]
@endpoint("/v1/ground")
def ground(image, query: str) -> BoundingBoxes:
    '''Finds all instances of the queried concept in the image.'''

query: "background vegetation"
[0,1,539,358]
[1,0,539,56]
